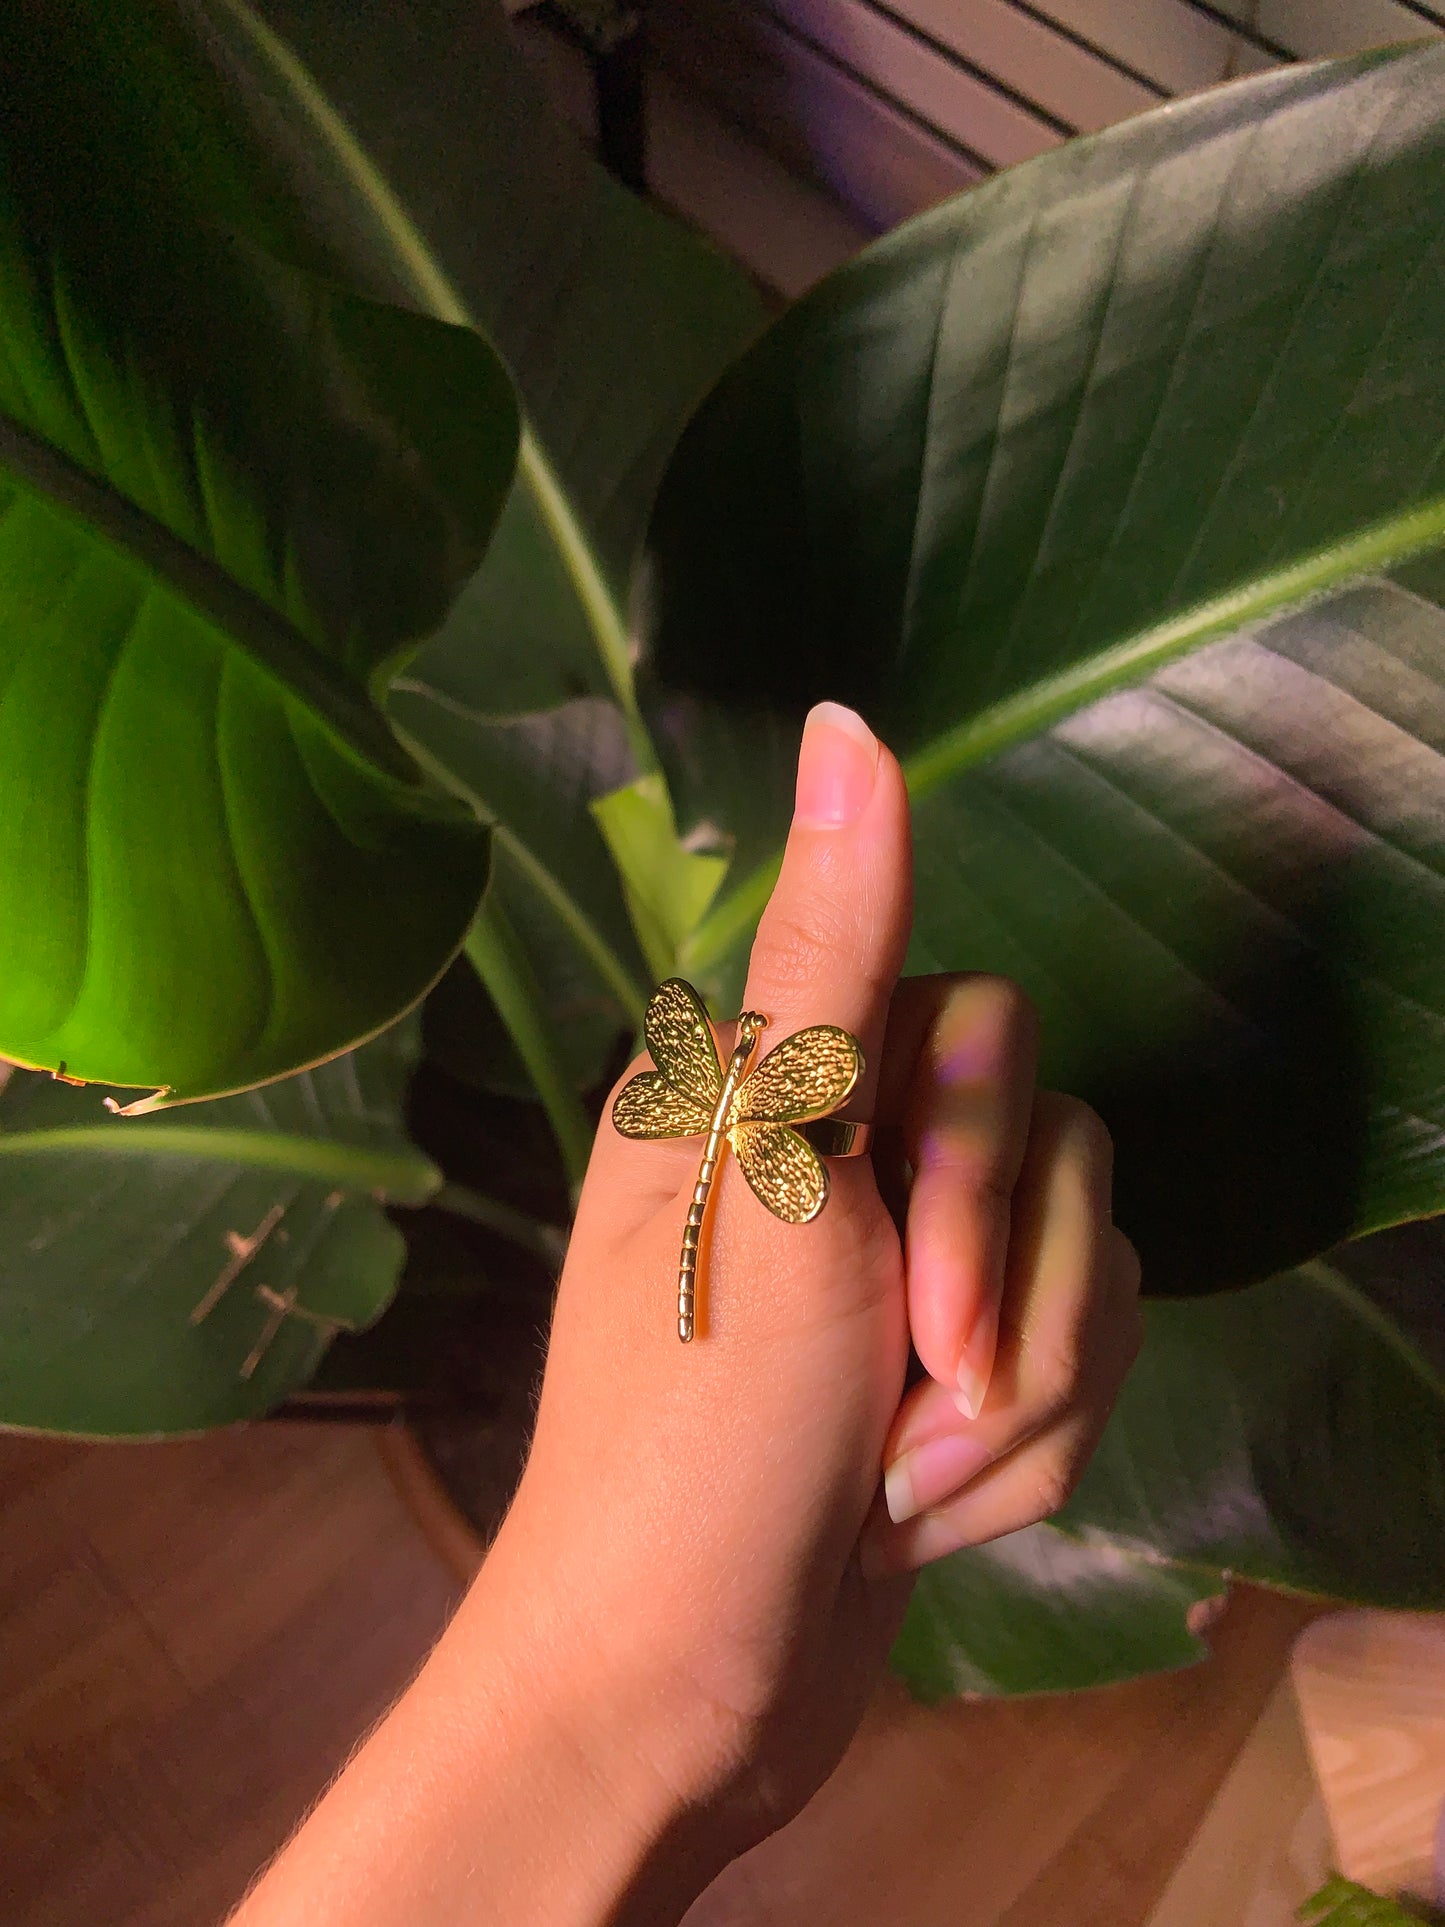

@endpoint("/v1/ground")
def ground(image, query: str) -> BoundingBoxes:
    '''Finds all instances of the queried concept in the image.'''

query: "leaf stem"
[216,0,659,775]
[686,495,1445,977]
[0,412,419,786]
[514,430,655,770]
[0,1124,442,1203]
[389,707,650,1027]
[493,824,648,1024]
[1297,1259,1445,1403]
[463,901,593,1197]
[903,495,1445,802]
[431,1181,569,1267]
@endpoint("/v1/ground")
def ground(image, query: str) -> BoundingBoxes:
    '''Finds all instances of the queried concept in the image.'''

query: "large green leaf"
[183,0,765,1083]
[893,1229,1445,1697]
[1057,1242,1445,1607]
[645,45,1445,1288]
[0,2,515,1100]
[0,1019,438,1434]
[891,1520,1220,1699]
[192,0,764,714]
[393,693,647,1094]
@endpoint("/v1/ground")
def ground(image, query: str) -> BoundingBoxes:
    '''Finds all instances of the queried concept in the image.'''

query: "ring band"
[798,1118,872,1157]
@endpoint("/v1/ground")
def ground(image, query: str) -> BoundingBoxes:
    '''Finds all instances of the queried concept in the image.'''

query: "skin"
[232,703,1142,1927]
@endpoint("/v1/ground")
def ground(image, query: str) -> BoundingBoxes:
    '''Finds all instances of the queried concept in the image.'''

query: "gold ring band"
[798,1118,872,1157]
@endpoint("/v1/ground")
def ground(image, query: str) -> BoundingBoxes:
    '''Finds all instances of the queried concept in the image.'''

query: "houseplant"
[0,0,1442,1696]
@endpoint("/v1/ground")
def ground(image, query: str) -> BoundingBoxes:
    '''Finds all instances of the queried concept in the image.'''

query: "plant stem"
[687,493,1445,979]
[0,412,418,787]
[389,701,649,1028]
[219,0,660,780]
[0,1124,442,1204]
[513,431,655,773]
[463,901,593,1198]
[432,1182,569,1268]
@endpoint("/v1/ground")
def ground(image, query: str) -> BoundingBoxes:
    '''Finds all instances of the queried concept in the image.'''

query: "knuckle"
[849,1201,908,1315]
[914,1139,1015,1208]
[1029,1332,1083,1416]
[1044,1091,1111,1155]
[1026,1451,1078,1525]
[970,974,1039,1043]
[752,898,844,992]
[1111,1226,1143,1298]
[751,893,889,1003]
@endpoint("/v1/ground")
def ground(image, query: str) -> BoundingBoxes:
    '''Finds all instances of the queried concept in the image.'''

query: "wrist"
[433,1516,746,1924]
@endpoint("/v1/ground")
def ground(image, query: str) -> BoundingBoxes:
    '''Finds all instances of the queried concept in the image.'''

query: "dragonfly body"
[678,1012,766,1340]
[612,980,863,1342]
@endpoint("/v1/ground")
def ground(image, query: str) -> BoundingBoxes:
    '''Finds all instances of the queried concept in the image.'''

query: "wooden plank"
[1013,0,1259,93]
[648,65,873,296]
[1144,1674,1330,1927]
[0,1419,1328,1927]
[682,1586,1324,1927]
[512,13,872,298]
[870,0,1166,129]
[1228,0,1442,56]
[1292,1610,1445,1905]
[765,0,1066,164]
[651,0,983,230]
[0,1426,458,1927]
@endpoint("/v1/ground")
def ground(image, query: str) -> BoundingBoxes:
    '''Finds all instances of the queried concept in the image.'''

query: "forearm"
[229,1522,736,1927]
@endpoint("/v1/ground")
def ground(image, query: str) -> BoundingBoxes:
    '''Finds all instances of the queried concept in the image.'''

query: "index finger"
[878,975,1039,1402]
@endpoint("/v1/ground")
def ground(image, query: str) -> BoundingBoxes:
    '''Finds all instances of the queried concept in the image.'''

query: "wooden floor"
[0,1423,1319,1927]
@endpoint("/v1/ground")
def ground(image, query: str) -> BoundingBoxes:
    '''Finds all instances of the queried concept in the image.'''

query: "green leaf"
[0,2,516,1100]
[646,46,1445,1286]
[1057,1240,1445,1609]
[198,0,764,718]
[590,773,728,983]
[892,1521,1220,1699]
[1300,1875,1443,1925]
[394,693,649,1092]
[892,1227,1445,1696]
[188,0,765,1085]
[0,1019,438,1435]
[905,576,1445,1288]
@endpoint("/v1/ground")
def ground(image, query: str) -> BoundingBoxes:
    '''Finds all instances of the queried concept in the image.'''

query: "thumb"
[742,703,913,1118]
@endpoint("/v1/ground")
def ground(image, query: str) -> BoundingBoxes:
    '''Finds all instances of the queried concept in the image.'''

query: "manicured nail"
[883,1430,995,1525]
[955,1301,999,1420]
[793,702,879,828]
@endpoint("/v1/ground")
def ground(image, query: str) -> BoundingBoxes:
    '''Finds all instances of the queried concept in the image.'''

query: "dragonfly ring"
[612,978,870,1341]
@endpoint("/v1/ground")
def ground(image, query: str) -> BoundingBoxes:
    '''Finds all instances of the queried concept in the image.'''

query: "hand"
[495,704,1143,1844]
[232,703,1142,1927]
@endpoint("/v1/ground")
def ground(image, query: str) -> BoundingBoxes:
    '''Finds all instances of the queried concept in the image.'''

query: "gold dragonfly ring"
[612,979,868,1341]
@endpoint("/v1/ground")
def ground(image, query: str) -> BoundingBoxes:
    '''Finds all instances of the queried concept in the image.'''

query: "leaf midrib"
[0,1121,441,1203]
[389,680,649,1020]
[0,408,417,783]
[684,498,1445,975]
[1298,1257,1445,1403]
[213,0,649,758]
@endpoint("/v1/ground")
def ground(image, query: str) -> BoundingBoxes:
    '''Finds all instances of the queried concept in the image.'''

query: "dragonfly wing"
[645,978,725,1110]
[729,1025,862,1125]
[728,1121,829,1223]
[612,1070,713,1140]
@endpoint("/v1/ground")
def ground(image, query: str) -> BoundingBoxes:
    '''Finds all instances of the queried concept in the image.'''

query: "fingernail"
[883,1430,995,1525]
[955,1301,999,1420]
[794,702,879,828]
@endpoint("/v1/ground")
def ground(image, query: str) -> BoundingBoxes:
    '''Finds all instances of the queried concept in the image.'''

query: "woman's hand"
[232,704,1141,1927]
[503,702,1142,1840]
